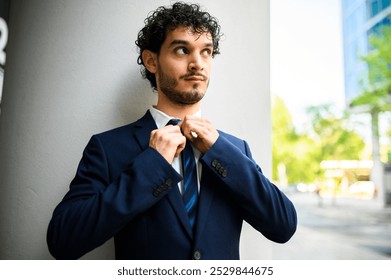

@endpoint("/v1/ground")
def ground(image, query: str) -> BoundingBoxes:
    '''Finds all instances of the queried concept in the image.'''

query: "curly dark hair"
[135,2,222,90]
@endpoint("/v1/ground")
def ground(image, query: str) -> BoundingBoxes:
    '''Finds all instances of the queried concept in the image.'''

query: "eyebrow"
[169,40,189,46]
[169,40,213,48]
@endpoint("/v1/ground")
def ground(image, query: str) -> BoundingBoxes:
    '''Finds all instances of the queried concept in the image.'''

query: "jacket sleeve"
[47,135,182,259]
[200,135,297,243]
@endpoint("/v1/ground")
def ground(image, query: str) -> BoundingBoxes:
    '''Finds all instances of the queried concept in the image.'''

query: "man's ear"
[142,50,158,74]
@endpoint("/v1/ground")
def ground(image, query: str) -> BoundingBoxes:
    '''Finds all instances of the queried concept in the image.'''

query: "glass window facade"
[342,0,391,104]
[367,0,391,17]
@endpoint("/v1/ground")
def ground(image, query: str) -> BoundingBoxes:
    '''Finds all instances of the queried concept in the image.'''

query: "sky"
[270,0,346,130]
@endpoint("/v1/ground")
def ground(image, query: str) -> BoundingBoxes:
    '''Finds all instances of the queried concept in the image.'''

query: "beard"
[157,67,208,105]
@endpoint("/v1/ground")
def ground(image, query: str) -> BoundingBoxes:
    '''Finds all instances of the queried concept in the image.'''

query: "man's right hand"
[149,125,186,164]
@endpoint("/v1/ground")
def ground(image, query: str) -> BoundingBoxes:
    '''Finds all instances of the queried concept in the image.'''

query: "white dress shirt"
[149,106,202,194]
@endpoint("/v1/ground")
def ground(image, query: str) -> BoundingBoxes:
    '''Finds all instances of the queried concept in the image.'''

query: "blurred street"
[269,192,391,259]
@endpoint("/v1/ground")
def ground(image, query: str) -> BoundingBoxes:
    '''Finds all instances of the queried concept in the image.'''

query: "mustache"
[180,73,208,80]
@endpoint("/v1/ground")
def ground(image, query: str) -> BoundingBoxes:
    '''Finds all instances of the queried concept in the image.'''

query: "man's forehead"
[165,26,213,44]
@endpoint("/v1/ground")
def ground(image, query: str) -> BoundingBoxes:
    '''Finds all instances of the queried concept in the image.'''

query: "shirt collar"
[149,106,201,129]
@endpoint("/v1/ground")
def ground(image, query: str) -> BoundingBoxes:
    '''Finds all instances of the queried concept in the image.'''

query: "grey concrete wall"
[0,0,271,259]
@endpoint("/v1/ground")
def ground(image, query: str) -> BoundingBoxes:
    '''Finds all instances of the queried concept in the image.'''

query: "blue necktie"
[167,119,198,229]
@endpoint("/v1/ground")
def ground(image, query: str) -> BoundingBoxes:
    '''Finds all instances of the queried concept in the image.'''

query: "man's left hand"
[180,115,219,154]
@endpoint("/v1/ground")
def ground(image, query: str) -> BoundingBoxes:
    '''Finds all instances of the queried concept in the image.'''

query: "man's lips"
[181,74,207,81]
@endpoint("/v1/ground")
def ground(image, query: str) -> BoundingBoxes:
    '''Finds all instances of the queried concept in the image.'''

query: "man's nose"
[188,53,204,71]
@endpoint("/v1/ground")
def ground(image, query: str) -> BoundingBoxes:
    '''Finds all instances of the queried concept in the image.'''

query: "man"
[47,2,297,260]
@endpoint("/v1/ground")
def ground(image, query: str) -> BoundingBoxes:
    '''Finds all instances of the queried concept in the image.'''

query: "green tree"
[272,96,319,184]
[350,24,391,196]
[306,104,365,160]
[357,25,391,104]
[272,98,366,186]
[352,24,391,149]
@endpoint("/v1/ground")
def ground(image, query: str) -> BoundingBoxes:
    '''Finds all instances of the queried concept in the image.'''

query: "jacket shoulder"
[217,130,246,148]
[93,111,154,142]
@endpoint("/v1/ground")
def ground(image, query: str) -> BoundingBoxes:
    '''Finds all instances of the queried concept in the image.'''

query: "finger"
[182,117,219,153]
[181,116,202,138]
[174,140,186,157]
[182,118,211,140]
[149,126,186,163]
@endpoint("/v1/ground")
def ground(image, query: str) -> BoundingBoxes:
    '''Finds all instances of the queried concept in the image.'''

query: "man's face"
[156,26,213,105]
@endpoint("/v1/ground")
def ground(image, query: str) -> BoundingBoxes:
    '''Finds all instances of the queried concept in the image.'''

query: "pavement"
[267,192,391,260]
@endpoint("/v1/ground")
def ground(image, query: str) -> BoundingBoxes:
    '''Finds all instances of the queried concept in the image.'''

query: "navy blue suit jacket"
[47,111,297,259]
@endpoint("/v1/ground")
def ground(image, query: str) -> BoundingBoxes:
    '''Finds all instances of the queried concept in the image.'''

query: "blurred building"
[342,0,391,104]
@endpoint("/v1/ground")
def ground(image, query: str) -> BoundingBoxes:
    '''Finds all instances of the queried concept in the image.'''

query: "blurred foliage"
[351,23,391,165]
[272,96,365,185]
[351,24,391,112]
[306,104,365,160]
[272,96,319,184]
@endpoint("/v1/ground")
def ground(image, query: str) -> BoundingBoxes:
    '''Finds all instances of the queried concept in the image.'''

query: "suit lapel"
[166,187,194,239]
[134,111,157,151]
[133,110,193,239]
[194,167,216,241]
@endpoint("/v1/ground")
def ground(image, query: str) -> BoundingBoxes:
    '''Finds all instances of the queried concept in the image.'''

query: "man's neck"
[155,100,201,120]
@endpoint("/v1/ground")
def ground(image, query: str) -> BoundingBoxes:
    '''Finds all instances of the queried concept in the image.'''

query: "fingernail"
[190,131,198,138]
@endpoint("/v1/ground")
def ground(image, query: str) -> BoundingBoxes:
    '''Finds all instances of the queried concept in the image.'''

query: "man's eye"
[202,49,212,56]
[176,47,187,55]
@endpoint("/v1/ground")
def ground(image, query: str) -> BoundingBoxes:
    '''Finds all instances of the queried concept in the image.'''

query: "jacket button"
[165,178,172,186]
[212,160,218,167]
[152,189,160,197]
[193,250,201,260]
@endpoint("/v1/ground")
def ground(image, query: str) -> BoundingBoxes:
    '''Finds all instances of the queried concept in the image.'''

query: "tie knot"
[166,119,181,126]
